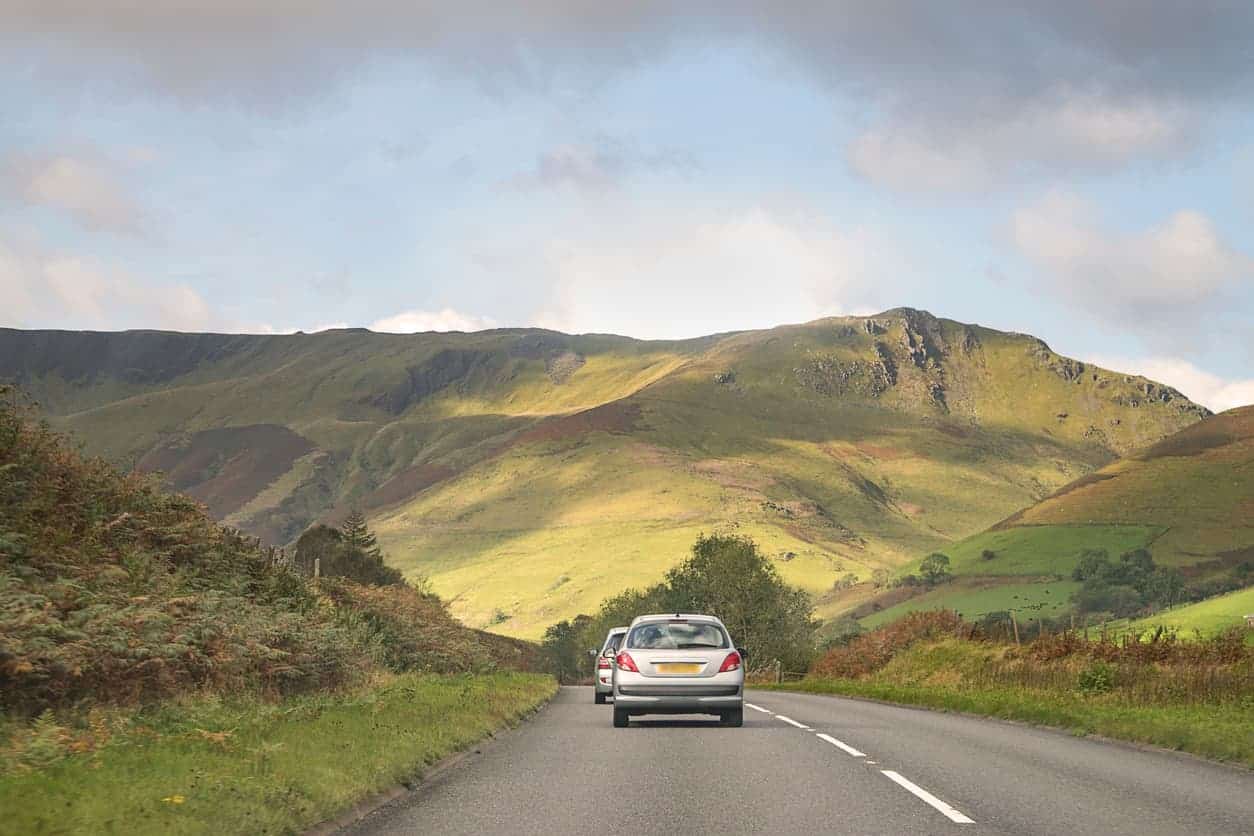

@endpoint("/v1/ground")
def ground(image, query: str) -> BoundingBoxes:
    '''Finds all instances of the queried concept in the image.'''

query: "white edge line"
[744,703,772,714]
[774,715,812,730]
[881,770,975,824]
[815,733,866,758]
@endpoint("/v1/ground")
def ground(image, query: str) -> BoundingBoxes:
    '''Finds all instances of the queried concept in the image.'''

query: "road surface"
[344,686,1254,835]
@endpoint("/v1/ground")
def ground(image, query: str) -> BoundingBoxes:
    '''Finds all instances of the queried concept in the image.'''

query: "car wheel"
[722,708,743,727]
[613,708,629,728]
[595,692,606,705]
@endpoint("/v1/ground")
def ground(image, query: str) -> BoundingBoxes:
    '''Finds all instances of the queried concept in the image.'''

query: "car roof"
[627,613,725,628]
[606,626,628,635]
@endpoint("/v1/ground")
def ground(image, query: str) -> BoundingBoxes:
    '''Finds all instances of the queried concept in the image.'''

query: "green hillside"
[1124,587,1254,638]
[0,310,1209,638]
[850,406,1254,629]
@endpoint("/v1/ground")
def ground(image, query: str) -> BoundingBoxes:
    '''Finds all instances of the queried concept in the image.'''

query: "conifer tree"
[341,508,382,560]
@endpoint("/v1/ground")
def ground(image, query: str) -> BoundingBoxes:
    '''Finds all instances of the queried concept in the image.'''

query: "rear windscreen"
[603,633,624,653]
[627,622,728,650]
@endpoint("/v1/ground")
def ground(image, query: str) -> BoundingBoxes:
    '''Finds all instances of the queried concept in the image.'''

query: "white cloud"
[0,238,218,332]
[7,155,140,232]
[850,91,1191,192]
[252,322,350,335]
[1011,190,1251,320]
[370,308,498,333]
[528,205,899,339]
[1088,355,1254,413]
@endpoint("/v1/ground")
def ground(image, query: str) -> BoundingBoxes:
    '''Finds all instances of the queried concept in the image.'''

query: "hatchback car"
[611,613,745,727]
[594,626,628,704]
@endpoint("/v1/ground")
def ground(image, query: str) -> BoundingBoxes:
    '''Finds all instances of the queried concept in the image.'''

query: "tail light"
[597,657,611,670]
[718,652,742,673]
[616,651,639,672]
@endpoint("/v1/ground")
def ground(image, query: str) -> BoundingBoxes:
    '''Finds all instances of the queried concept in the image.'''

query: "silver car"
[594,626,628,704]
[611,613,745,728]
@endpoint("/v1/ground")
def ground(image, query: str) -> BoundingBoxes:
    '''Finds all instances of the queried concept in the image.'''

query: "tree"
[919,553,951,586]
[1072,549,1111,581]
[664,534,816,671]
[340,508,381,560]
[871,568,891,589]
[293,523,404,587]
[833,572,859,591]
[542,615,594,684]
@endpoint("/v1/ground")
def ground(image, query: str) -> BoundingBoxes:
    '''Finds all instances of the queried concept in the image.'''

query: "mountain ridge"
[0,309,1211,635]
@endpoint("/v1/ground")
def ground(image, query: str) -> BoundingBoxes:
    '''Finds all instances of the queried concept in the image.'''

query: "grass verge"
[760,679,1253,768]
[0,672,557,835]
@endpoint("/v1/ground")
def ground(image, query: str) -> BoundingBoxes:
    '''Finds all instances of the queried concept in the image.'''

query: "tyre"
[721,708,743,727]
[595,691,607,705]
[613,708,629,728]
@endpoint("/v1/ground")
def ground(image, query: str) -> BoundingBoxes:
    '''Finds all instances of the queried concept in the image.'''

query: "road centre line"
[881,770,975,824]
[815,733,866,758]
[744,703,772,714]
[774,715,812,730]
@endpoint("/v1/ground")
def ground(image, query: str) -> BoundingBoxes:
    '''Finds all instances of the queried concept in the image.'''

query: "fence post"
[1010,610,1020,646]
[775,659,782,684]
[313,557,321,588]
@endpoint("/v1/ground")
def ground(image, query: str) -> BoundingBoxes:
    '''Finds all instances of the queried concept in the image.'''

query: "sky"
[1,2,1252,411]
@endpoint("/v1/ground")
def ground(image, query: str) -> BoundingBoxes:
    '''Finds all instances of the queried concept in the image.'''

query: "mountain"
[0,309,1209,637]
[855,405,1253,630]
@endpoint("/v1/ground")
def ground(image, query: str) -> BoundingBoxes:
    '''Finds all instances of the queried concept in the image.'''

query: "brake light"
[616,651,639,672]
[718,652,741,673]
[597,657,611,669]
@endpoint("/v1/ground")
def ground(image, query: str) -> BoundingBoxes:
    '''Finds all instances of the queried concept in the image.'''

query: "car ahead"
[593,626,628,704]
[611,613,746,728]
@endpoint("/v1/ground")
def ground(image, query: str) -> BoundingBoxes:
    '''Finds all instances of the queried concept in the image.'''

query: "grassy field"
[1123,587,1254,639]
[840,406,1254,630]
[941,525,1163,578]
[0,672,557,836]
[860,579,1082,629]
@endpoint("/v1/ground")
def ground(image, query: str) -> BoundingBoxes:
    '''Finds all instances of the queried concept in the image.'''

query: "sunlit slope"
[999,405,1254,568]
[6,328,704,543]
[372,311,1208,636]
[1125,587,1254,638]
[0,311,1209,637]
[845,406,1253,628]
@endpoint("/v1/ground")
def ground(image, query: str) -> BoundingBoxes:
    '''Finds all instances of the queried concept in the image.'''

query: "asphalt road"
[344,686,1254,836]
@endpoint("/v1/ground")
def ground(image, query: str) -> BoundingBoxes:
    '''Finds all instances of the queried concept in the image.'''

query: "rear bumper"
[612,683,743,714]
[595,674,613,694]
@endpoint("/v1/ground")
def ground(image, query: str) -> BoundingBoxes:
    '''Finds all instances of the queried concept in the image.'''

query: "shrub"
[809,610,963,679]
[919,553,951,586]
[1076,661,1115,695]
[981,549,997,561]
[0,388,537,714]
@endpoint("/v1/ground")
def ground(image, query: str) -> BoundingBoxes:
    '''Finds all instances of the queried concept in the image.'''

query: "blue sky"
[2,2,1252,410]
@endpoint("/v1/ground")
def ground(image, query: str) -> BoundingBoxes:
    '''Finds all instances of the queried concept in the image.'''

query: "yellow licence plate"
[655,663,702,674]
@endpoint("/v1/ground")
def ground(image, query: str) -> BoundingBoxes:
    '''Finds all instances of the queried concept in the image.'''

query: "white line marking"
[774,715,811,730]
[744,703,772,714]
[815,733,866,758]
[881,770,975,824]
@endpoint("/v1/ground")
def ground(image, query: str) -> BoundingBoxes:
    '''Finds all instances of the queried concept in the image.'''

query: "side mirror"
[587,649,598,657]
[737,647,749,660]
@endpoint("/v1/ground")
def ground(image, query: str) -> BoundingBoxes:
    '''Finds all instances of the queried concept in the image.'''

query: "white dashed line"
[774,715,812,730]
[881,770,975,824]
[815,733,866,758]
[744,703,772,714]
